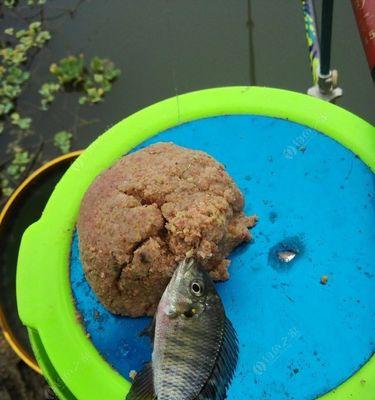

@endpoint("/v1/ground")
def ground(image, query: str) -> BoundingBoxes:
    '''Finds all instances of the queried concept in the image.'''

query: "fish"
[126,258,239,400]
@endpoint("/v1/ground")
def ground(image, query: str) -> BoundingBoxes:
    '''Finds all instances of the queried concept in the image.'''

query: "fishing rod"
[302,0,343,102]
[351,0,375,82]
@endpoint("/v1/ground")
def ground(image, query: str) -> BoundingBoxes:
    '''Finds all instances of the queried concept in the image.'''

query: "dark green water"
[1,0,374,160]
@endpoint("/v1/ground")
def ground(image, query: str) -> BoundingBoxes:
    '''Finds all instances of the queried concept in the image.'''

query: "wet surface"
[268,236,305,271]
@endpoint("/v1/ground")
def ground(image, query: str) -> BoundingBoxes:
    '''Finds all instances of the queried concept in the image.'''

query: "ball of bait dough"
[77,142,257,317]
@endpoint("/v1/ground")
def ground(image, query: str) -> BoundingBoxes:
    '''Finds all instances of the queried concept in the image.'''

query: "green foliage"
[0,64,30,116]
[0,179,13,197]
[0,3,51,200]
[0,1,121,201]
[4,0,17,8]
[0,21,51,124]
[0,65,30,117]
[1,22,51,67]
[27,0,47,5]
[6,149,31,177]
[10,112,32,130]
[53,131,72,154]
[0,148,31,196]
[80,57,121,104]
[46,55,120,106]
[4,0,47,8]
[50,55,85,85]
[39,82,61,110]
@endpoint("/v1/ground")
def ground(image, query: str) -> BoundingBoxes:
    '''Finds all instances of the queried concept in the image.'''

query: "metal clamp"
[308,69,343,102]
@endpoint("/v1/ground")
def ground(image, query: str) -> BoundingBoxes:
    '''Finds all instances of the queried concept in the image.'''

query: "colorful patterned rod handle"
[302,0,321,84]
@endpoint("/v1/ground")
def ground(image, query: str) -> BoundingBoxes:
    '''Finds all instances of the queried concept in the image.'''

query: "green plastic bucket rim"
[16,86,375,400]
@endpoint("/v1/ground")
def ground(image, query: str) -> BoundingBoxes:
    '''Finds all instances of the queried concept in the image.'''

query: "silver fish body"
[127,258,238,400]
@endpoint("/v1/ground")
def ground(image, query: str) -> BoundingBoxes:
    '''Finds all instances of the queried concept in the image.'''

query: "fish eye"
[190,281,203,296]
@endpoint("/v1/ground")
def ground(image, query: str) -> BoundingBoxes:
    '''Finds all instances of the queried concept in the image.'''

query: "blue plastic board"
[70,115,375,400]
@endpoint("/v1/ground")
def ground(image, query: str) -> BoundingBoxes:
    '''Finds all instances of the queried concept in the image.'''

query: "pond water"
[0,0,373,170]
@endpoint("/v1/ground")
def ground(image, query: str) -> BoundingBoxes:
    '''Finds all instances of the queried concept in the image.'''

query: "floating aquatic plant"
[0,1,121,203]
[0,21,51,122]
[42,55,120,108]
[10,112,32,130]
[4,0,47,8]
[80,57,121,105]
[39,82,61,110]
[50,55,85,86]
[0,148,31,197]
[53,131,73,154]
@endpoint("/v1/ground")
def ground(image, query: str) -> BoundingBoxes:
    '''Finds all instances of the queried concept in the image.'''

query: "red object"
[352,0,375,80]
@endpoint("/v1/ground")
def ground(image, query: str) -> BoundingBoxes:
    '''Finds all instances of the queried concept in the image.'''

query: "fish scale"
[126,259,238,400]
[154,308,224,399]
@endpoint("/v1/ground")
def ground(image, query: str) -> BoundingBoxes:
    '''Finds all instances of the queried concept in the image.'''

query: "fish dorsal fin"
[196,317,239,400]
[126,362,157,400]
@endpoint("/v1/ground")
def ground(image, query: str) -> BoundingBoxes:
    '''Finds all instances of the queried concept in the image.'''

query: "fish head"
[159,258,216,319]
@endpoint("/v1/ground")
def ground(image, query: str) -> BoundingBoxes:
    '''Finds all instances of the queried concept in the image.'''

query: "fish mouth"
[163,258,197,318]
[176,258,195,275]
[169,258,196,287]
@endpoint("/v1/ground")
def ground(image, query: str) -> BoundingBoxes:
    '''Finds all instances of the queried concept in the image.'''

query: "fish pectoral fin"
[126,362,157,400]
[139,317,156,342]
[196,317,239,400]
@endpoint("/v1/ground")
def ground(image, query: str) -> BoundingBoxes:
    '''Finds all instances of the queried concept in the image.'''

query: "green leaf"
[27,0,48,5]
[39,82,61,110]
[35,30,51,46]
[7,66,30,85]
[14,150,31,165]
[3,150,31,182]
[6,164,19,176]
[4,0,17,9]
[50,55,85,85]
[2,186,13,197]
[29,22,42,31]
[10,113,32,130]
[45,55,121,106]
[53,131,72,154]
[4,28,15,36]
[0,101,14,116]
[93,73,103,83]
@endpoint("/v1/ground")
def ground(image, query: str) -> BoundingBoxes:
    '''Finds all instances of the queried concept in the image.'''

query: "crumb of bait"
[129,370,137,380]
